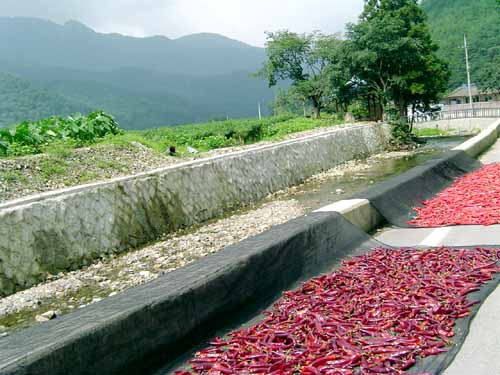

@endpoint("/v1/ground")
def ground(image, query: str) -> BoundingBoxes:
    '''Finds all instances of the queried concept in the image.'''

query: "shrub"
[0,111,122,156]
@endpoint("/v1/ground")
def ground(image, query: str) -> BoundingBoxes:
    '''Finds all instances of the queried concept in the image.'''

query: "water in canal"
[274,136,469,212]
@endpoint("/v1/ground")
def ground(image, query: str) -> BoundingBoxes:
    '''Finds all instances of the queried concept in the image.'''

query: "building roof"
[445,84,499,99]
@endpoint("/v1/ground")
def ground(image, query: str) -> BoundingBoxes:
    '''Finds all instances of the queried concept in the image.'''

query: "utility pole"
[258,102,262,120]
[464,34,474,110]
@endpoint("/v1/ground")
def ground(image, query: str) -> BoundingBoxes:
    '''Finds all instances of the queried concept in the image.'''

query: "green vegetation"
[0,113,343,202]
[261,32,347,119]
[0,113,342,158]
[422,0,500,90]
[116,115,341,155]
[262,0,449,143]
[0,111,121,156]
[347,0,449,120]
[414,128,452,137]
[0,73,92,128]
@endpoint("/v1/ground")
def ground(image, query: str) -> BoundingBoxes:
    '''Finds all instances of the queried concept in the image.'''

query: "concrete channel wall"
[0,123,391,296]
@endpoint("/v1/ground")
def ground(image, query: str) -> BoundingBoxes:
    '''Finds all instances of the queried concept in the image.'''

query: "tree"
[272,88,308,116]
[261,31,343,118]
[421,0,499,90]
[346,0,449,119]
[478,56,500,91]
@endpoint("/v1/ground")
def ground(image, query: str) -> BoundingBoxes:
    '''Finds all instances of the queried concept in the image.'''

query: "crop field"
[0,111,121,157]
[0,112,342,158]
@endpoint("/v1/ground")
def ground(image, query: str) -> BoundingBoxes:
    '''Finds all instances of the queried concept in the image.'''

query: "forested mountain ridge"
[421,0,500,90]
[0,17,265,76]
[0,17,273,129]
[0,73,92,127]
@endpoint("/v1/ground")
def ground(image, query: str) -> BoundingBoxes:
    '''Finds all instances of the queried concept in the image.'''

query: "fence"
[411,107,500,123]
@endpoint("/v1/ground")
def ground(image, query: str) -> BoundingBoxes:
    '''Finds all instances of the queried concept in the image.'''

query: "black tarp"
[353,150,483,228]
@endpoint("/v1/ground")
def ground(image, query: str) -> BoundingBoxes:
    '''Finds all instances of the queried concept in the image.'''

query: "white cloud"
[0,0,363,46]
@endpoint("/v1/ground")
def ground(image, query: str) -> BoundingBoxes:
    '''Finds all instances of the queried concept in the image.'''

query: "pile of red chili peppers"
[176,247,499,375]
[408,163,500,227]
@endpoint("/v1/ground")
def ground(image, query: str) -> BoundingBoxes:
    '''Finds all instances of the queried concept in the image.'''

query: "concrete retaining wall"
[413,118,497,135]
[0,123,391,296]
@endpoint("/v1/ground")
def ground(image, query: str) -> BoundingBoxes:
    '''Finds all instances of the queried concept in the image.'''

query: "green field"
[0,112,343,158]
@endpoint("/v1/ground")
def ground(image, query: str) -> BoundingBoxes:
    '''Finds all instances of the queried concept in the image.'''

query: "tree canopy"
[346,0,449,118]
[261,31,347,118]
[261,0,450,125]
[421,0,499,90]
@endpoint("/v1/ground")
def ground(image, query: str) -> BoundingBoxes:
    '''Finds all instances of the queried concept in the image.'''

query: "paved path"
[374,137,500,375]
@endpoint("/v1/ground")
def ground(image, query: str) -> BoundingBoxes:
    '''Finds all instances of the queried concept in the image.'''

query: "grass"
[414,128,453,137]
[0,115,344,199]
[0,170,28,184]
[39,157,68,180]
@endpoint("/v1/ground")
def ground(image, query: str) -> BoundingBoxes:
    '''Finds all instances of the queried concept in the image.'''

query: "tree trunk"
[311,97,321,119]
[398,99,408,119]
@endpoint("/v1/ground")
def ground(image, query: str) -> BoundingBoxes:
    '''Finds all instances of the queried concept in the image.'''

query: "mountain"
[0,73,92,127]
[0,17,274,129]
[421,0,500,90]
[0,17,265,75]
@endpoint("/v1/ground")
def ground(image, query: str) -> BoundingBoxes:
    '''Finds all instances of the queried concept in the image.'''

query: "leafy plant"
[0,111,122,156]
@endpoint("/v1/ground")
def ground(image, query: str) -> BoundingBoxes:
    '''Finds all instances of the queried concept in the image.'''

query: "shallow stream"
[277,136,469,212]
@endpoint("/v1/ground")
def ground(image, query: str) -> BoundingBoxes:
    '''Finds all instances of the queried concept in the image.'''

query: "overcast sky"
[0,0,364,46]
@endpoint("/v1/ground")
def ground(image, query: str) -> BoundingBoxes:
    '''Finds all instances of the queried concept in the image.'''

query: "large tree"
[346,0,449,119]
[261,31,345,118]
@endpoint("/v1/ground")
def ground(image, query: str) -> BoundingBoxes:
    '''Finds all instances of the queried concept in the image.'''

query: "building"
[442,84,500,105]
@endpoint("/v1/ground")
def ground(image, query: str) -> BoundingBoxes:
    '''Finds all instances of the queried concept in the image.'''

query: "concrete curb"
[452,118,500,158]
[313,199,383,232]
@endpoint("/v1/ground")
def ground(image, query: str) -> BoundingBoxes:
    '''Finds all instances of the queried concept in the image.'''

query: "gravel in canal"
[0,200,305,332]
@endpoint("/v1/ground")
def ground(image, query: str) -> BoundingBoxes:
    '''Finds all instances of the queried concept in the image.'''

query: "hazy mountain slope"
[0,73,92,127]
[0,61,275,128]
[422,0,500,89]
[0,17,273,129]
[0,17,265,76]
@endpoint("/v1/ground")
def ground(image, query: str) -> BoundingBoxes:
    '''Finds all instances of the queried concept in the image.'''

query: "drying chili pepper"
[408,163,500,227]
[176,247,499,375]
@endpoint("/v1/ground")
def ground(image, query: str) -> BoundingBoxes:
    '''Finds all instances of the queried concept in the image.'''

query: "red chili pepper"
[409,163,500,227]
[180,248,499,375]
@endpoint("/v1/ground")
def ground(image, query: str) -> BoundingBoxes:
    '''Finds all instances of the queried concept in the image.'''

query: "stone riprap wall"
[0,123,390,296]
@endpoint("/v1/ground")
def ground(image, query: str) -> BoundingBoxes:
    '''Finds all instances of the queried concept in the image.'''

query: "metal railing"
[410,107,500,123]
[443,101,500,112]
